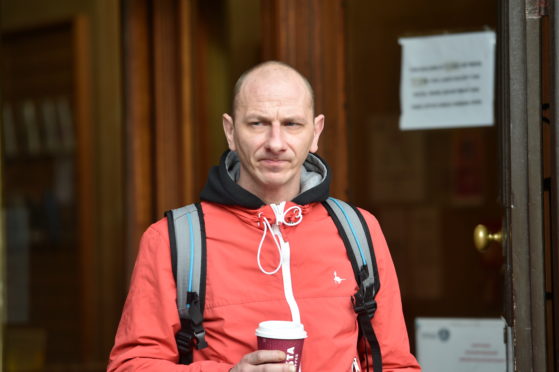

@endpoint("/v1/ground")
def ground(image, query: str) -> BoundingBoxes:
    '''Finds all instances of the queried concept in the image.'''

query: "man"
[108,61,421,371]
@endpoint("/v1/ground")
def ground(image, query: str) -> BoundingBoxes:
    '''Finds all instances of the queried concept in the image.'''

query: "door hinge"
[526,0,549,18]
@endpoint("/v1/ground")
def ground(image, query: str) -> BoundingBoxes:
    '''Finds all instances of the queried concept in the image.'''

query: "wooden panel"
[123,0,196,269]
[123,0,155,274]
[153,0,184,215]
[190,1,216,196]
[553,1,559,367]
[94,0,125,358]
[179,0,196,205]
[261,0,348,199]
[73,15,96,363]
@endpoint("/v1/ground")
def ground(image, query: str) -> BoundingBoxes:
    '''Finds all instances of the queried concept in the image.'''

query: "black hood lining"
[200,150,331,208]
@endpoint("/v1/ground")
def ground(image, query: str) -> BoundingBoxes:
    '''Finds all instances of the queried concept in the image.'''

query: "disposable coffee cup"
[256,321,307,371]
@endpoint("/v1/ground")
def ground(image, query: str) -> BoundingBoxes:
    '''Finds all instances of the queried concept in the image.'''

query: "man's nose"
[266,122,286,152]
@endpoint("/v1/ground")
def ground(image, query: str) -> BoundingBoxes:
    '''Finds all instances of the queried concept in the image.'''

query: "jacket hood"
[200,150,331,209]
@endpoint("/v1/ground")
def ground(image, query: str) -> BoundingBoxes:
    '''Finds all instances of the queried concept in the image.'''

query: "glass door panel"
[345,0,501,366]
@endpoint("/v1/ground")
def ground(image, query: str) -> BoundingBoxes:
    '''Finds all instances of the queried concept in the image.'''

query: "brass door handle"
[473,224,502,252]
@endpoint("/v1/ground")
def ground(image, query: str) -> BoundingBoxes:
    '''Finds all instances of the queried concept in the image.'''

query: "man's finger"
[243,350,286,365]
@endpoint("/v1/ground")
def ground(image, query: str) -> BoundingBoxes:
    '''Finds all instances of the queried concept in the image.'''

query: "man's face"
[223,69,324,201]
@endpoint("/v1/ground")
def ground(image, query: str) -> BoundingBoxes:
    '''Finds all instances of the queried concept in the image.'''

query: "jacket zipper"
[271,224,301,323]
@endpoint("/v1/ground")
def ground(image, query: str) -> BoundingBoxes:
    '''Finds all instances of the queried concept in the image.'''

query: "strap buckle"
[176,322,194,352]
[192,327,208,349]
[352,284,377,320]
[176,316,208,353]
[186,292,208,350]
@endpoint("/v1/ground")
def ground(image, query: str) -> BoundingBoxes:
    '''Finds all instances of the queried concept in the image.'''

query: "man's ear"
[310,114,325,153]
[222,113,236,151]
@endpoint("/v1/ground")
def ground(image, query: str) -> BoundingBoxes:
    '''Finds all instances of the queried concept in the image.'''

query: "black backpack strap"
[323,197,382,372]
[165,202,208,364]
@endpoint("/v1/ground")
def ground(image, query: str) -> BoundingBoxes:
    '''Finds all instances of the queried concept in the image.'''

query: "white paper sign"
[415,317,506,372]
[399,31,496,130]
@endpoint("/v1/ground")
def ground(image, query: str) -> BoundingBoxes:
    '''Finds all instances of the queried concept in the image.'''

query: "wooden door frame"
[0,45,5,372]
[499,0,549,370]
[551,0,559,369]
[73,15,97,364]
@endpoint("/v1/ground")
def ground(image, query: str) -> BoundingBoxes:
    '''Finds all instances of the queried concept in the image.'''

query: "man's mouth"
[260,158,288,167]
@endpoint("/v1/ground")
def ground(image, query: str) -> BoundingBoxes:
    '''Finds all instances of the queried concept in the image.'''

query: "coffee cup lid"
[255,320,307,339]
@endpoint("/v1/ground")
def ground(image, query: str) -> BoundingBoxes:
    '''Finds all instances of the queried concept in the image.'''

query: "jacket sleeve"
[107,223,233,372]
[359,211,422,372]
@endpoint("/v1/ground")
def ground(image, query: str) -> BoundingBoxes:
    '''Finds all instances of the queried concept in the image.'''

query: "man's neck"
[237,179,300,205]
[256,186,299,205]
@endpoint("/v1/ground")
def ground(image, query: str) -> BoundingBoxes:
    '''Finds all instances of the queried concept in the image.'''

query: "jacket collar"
[200,150,331,209]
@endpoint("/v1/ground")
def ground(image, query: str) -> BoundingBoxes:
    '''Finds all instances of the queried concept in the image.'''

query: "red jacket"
[108,151,421,372]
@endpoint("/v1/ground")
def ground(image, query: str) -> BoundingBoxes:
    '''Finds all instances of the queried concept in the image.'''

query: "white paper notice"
[415,318,506,372]
[399,31,496,130]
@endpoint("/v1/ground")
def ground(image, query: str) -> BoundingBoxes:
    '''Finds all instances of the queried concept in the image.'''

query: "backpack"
[164,197,382,372]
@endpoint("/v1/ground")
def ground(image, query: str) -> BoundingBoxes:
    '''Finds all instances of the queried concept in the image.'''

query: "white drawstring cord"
[256,202,304,324]
[257,216,283,275]
[256,203,303,275]
[280,205,303,226]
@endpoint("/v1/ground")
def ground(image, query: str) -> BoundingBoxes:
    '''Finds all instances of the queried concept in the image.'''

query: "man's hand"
[230,350,296,372]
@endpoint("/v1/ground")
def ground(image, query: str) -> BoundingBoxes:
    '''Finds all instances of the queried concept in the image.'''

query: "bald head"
[232,61,315,119]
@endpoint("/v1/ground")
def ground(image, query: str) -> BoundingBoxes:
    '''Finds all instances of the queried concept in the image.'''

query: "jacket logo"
[333,271,346,285]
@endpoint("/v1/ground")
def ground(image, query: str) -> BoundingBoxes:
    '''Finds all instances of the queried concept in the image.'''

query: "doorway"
[1,1,124,370]
[346,0,500,341]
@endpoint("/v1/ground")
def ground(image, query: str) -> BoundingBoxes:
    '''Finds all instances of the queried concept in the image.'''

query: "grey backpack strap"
[323,198,378,290]
[322,197,382,372]
[165,202,208,364]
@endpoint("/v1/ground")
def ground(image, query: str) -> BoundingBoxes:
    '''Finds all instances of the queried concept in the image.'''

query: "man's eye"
[250,122,263,126]
[285,122,301,127]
